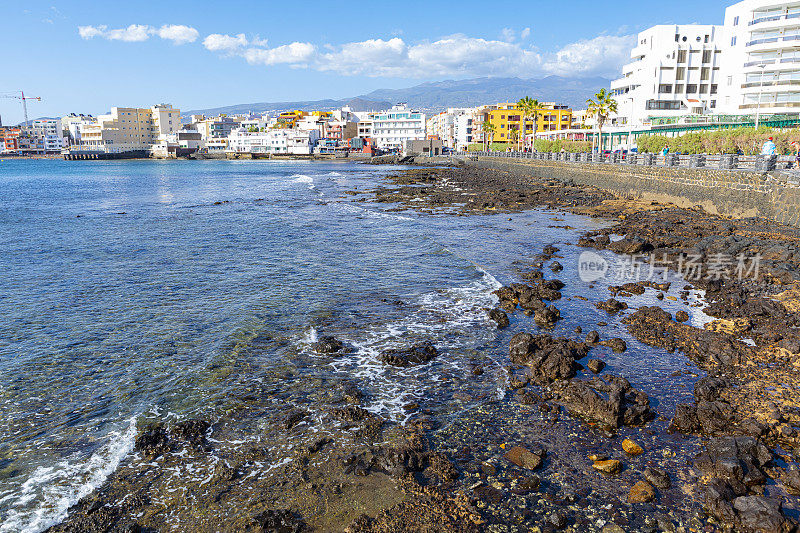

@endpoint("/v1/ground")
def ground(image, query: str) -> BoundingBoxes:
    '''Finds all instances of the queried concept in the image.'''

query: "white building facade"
[370,105,426,150]
[226,128,320,155]
[78,104,180,153]
[722,1,800,115]
[610,25,725,128]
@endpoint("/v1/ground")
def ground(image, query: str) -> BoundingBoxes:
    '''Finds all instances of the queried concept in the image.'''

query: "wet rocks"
[547,509,569,529]
[732,496,785,532]
[622,438,644,456]
[284,410,308,430]
[783,468,800,495]
[627,480,656,503]
[592,459,622,475]
[313,335,345,354]
[586,359,606,374]
[694,437,772,496]
[134,424,170,458]
[550,261,563,273]
[552,375,655,428]
[487,308,510,328]
[585,330,600,344]
[675,310,690,323]
[508,333,588,383]
[504,445,546,470]
[599,338,627,353]
[643,467,671,489]
[330,405,373,422]
[533,305,561,327]
[171,419,211,447]
[250,509,307,533]
[669,400,736,436]
[380,343,438,367]
[623,306,754,368]
[596,298,628,314]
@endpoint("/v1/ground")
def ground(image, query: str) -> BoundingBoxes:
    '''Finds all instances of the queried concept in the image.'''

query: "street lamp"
[755,63,767,129]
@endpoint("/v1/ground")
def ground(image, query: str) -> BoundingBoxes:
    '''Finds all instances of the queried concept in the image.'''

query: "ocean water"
[0,159,707,531]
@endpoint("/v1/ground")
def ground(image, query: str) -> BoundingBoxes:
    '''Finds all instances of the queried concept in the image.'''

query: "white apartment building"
[370,104,426,150]
[610,25,725,128]
[426,108,477,150]
[25,118,64,152]
[722,1,800,115]
[78,104,180,152]
[357,119,373,138]
[226,128,320,155]
[61,114,94,146]
[190,115,242,141]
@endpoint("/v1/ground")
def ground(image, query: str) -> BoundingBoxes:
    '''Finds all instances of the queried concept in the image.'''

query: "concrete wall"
[466,156,800,228]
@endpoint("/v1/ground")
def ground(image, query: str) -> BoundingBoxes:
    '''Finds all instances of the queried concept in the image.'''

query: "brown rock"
[622,438,644,456]
[504,446,544,470]
[628,480,656,503]
[592,459,622,474]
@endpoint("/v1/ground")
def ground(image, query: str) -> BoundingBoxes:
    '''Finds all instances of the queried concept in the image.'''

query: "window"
[705,35,710,43]
[702,50,712,63]
[701,67,710,80]
[659,84,673,93]
[700,84,709,93]
[728,75,733,86]
[675,84,685,93]
[711,84,718,94]
[675,34,680,42]
[677,50,687,63]
[687,84,698,93]
[711,100,717,108]
[676,67,686,80]
[731,36,737,46]
[734,15,739,26]
[646,100,681,110]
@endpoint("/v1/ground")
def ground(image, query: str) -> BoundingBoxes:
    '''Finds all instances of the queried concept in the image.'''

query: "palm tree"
[509,127,520,149]
[482,121,497,151]
[586,89,618,154]
[517,96,540,151]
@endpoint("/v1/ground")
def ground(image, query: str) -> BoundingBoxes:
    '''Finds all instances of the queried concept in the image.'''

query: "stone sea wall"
[464,157,800,228]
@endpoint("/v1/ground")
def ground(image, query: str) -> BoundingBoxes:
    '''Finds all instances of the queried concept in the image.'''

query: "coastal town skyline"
[1,0,733,124]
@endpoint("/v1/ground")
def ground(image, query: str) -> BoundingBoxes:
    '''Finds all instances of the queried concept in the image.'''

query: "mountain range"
[182,75,611,119]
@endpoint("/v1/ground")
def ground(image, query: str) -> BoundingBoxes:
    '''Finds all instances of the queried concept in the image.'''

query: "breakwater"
[456,155,800,227]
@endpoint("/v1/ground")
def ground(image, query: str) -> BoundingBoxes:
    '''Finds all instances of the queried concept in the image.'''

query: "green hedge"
[637,127,797,155]
[533,139,592,153]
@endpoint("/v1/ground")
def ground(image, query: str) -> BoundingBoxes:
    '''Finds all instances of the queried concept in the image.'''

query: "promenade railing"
[450,151,793,173]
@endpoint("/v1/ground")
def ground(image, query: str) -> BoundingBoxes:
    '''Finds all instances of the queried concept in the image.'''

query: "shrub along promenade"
[449,151,800,228]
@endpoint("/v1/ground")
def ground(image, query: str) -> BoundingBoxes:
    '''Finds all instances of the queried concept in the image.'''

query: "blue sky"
[0,0,733,124]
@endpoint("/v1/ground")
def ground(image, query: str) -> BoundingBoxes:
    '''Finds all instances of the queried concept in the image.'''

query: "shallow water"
[0,159,708,531]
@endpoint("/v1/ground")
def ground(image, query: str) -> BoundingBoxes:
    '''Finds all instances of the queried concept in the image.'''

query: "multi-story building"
[610,25,724,128]
[370,104,426,150]
[227,128,320,155]
[61,114,95,146]
[426,108,477,150]
[24,118,64,152]
[0,127,21,153]
[357,119,374,139]
[722,1,800,116]
[189,115,242,141]
[481,102,573,145]
[78,104,180,153]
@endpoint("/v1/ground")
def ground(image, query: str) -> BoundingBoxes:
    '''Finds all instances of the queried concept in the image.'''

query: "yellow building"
[481,102,573,144]
[275,110,307,128]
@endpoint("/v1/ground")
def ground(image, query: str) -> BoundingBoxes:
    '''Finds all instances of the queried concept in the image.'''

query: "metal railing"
[451,150,795,172]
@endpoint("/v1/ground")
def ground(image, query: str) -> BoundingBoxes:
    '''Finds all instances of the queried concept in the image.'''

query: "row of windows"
[659,83,718,94]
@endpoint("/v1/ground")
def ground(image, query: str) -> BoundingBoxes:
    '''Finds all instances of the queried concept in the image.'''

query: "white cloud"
[202,32,248,52]
[155,24,199,45]
[521,27,531,40]
[243,42,317,66]
[78,24,199,44]
[500,28,516,42]
[542,34,635,77]
[105,24,151,42]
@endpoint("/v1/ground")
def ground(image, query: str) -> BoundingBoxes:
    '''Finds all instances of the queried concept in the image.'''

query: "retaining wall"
[465,157,800,228]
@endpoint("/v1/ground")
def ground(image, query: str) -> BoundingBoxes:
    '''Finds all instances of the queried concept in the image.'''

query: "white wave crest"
[0,417,138,533]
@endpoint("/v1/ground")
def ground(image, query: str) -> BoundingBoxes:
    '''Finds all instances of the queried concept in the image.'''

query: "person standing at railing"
[792,141,800,169]
[761,136,777,156]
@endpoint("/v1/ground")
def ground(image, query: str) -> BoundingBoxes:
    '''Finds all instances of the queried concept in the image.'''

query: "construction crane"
[1,91,42,127]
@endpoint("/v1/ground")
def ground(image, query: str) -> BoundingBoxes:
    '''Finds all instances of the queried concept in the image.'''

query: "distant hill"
[181,97,392,120]
[182,75,611,119]
[359,76,612,112]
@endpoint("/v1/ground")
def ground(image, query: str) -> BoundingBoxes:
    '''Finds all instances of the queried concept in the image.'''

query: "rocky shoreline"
[50,164,800,532]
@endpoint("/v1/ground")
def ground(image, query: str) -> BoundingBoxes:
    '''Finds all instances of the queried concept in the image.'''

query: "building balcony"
[746,34,800,48]
[742,79,800,89]
[748,12,800,27]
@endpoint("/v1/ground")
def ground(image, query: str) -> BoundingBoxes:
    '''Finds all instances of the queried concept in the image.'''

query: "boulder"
[488,308,510,328]
[508,333,588,383]
[592,459,622,475]
[628,480,656,503]
[380,343,438,367]
[313,335,345,354]
[643,467,671,489]
[622,438,644,456]
[504,445,546,470]
[586,359,605,374]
